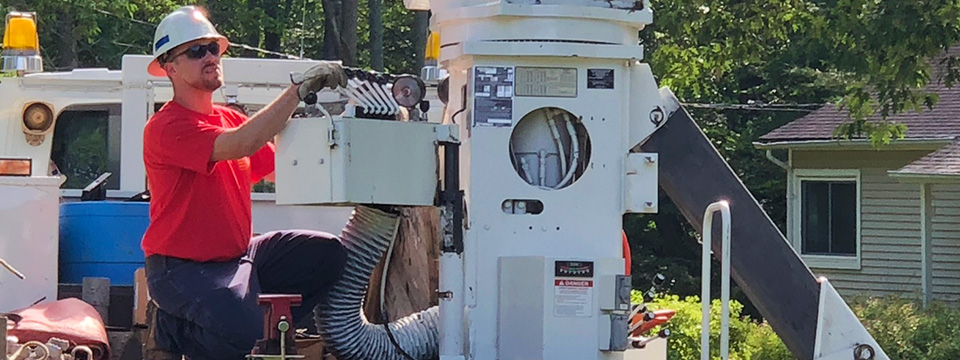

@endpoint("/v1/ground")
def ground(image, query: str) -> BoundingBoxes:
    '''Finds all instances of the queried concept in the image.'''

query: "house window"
[792,169,861,269]
[51,104,122,190]
[801,181,857,255]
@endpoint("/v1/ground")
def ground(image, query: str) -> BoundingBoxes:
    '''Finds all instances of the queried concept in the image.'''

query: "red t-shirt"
[141,101,275,262]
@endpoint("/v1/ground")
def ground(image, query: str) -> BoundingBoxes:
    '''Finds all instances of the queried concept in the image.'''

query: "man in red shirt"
[141,6,349,360]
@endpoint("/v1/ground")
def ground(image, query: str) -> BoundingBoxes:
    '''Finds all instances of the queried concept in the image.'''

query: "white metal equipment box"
[275,116,450,206]
[0,176,60,312]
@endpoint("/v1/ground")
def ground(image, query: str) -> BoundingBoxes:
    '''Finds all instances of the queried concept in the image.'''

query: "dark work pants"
[144,230,347,360]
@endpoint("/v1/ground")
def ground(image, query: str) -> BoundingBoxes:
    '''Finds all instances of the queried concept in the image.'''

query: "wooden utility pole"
[363,207,440,322]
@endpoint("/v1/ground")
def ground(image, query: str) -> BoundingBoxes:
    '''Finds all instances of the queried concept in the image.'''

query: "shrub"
[634,292,960,360]
[850,296,960,360]
[632,292,790,360]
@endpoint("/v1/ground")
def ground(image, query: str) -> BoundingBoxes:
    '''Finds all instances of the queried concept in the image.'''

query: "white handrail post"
[701,200,731,360]
[701,209,712,360]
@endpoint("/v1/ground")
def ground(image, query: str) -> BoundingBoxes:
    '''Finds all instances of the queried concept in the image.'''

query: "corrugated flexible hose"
[314,206,440,360]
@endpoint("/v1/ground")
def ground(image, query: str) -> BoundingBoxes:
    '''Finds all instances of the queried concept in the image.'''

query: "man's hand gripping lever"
[290,62,348,105]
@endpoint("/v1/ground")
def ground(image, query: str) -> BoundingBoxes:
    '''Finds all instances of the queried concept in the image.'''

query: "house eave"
[753,138,954,150]
[888,171,960,183]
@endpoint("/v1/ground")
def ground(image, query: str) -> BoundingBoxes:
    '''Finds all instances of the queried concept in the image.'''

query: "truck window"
[51,104,122,190]
[253,179,275,193]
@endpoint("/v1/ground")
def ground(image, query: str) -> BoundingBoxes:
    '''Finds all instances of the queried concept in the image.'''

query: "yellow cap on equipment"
[425,31,440,62]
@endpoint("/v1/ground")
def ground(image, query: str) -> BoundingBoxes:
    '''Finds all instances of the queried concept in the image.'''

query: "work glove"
[291,62,348,103]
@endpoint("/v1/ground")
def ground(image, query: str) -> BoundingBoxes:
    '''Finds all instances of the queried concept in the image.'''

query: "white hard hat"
[147,6,229,77]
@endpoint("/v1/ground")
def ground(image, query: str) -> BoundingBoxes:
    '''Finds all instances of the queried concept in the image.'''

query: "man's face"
[162,39,223,92]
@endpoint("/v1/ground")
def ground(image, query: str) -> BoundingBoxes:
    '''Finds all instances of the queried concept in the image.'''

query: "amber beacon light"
[1,11,42,74]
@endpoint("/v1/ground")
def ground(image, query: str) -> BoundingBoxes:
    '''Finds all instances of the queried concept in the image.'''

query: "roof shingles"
[759,85,960,142]
[891,141,960,176]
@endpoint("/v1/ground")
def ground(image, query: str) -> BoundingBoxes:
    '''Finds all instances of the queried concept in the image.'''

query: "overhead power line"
[88,8,156,27]
[682,102,824,112]
[229,42,307,60]
[79,5,307,60]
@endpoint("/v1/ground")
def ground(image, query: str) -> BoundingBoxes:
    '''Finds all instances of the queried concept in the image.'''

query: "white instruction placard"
[554,279,594,317]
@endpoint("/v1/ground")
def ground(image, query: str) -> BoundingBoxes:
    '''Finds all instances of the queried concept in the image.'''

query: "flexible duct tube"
[545,109,568,185]
[538,149,548,187]
[557,114,580,188]
[315,206,440,360]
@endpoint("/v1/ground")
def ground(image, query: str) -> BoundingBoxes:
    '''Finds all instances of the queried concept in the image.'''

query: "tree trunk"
[412,11,430,74]
[339,0,359,66]
[55,8,78,70]
[244,0,263,57]
[284,0,299,57]
[368,0,384,71]
[363,207,440,323]
[322,0,342,60]
[263,0,283,54]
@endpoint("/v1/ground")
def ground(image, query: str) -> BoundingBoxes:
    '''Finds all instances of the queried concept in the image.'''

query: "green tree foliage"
[812,1,960,143]
[3,0,423,74]
[648,0,960,145]
[1,0,180,69]
[627,0,960,320]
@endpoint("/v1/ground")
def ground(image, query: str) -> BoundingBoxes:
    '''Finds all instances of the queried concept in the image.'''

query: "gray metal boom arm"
[639,97,887,360]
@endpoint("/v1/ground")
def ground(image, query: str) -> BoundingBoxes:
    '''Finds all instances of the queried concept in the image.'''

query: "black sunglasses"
[166,41,221,63]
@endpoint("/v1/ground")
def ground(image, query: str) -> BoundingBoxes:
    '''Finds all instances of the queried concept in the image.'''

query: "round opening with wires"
[509,107,592,190]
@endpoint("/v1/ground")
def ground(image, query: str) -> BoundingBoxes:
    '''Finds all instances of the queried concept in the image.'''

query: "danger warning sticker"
[556,280,593,287]
[554,279,594,317]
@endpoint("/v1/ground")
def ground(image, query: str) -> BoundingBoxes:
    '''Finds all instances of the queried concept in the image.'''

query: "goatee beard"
[201,79,222,91]
[191,77,222,92]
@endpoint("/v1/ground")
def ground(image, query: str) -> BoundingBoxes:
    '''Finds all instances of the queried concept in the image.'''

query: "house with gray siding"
[754,78,960,306]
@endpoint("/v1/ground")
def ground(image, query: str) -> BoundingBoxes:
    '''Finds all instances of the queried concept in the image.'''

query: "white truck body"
[0,54,370,312]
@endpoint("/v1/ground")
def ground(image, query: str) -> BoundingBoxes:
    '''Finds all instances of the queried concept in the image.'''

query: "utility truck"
[1,2,889,360]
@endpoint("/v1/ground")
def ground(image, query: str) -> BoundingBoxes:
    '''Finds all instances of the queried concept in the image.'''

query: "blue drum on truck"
[59,201,149,285]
